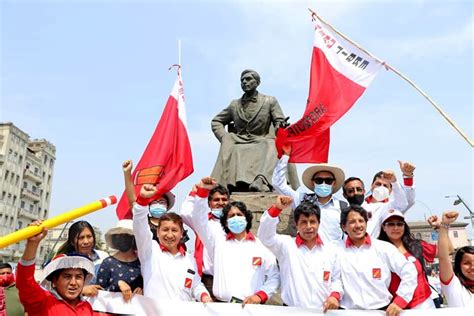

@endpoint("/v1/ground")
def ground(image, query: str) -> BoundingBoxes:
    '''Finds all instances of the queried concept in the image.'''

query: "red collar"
[159,242,187,256]
[226,231,255,241]
[295,233,323,248]
[345,233,372,248]
[365,195,389,204]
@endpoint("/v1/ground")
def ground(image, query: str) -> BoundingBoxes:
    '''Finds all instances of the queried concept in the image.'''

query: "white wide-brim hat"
[40,253,95,287]
[302,163,345,193]
[105,219,134,249]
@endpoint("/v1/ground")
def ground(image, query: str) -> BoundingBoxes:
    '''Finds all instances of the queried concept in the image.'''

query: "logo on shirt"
[323,271,330,282]
[372,268,381,279]
[184,277,193,289]
[252,257,262,267]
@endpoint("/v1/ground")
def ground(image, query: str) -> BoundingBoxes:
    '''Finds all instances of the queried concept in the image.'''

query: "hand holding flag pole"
[308,8,473,148]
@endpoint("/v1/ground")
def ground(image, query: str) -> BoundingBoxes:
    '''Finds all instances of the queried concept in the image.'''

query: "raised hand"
[198,176,217,190]
[275,195,293,209]
[122,160,133,174]
[398,160,415,177]
[442,211,459,225]
[382,170,397,183]
[140,184,157,199]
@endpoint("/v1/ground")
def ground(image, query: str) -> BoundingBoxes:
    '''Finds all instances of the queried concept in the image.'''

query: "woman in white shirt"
[438,211,474,308]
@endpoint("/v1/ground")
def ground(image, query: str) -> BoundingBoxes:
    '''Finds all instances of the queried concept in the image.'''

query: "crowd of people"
[1,157,473,316]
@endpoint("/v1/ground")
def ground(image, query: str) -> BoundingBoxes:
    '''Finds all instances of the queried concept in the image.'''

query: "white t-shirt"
[441,274,474,308]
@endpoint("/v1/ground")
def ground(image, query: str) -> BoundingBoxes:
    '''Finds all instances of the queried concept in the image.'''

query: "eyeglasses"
[313,177,335,185]
[384,222,405,227]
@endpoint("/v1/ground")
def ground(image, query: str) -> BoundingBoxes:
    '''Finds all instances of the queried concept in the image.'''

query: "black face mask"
[347,194,365,206]
[112,234,135,252]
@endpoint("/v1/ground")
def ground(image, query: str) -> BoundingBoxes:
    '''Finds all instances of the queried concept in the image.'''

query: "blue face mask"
[227,216,247,234]
[211,208,223,218]
[314,183,332,198]
[149,204,167,218]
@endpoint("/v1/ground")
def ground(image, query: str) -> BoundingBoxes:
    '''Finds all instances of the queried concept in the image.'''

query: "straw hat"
[302,163,345,193]
[40,253,95,287]
[105,219,134,249]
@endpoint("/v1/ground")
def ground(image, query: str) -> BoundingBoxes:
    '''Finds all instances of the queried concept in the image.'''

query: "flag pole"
[178,39,181,67]
[308,8,473,148]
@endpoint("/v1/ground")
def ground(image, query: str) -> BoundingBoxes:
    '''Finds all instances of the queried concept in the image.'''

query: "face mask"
[372,186,390,202]
[0,273,14,287]
[211,208,223,218]
[347,194,365,206]
[149,204,167,218]
[112,234,135,252]
[227,216,247,234]
[314,184,332,197]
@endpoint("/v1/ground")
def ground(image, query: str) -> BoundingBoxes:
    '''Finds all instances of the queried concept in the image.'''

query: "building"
[408,220,470,271]
[0,122,56,265]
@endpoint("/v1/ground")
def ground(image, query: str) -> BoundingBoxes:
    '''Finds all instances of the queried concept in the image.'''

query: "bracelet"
[402,174,414,178]
[439,223,450,229]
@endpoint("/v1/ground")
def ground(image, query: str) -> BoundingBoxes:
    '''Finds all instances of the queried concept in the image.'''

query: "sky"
[1,0,473,240]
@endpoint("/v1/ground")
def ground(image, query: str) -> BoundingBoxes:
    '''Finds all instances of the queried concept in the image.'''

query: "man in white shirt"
[272,143,346,244]
[336,205,417,316]
[342,160,416,237]
[257,195,343,311]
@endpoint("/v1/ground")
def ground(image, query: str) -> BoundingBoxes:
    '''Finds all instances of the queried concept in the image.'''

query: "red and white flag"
[116,67,194,219]
[276,14,383,163]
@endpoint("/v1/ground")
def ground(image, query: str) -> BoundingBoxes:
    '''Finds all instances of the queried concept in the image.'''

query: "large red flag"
[116,67,193,219]
[276,13,383,163]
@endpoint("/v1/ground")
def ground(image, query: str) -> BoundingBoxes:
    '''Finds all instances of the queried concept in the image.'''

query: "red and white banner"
[116,68,194,219]
[88,291,470,316]
[276,14,383,163]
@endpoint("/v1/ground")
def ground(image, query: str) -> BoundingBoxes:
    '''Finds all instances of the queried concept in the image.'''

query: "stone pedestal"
[231,192,296,237]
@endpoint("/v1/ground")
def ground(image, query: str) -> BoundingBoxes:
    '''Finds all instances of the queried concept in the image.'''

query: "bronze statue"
[211,69,299,193]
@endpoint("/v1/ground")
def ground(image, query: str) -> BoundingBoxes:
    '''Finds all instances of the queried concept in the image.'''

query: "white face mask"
[372,186,390,202]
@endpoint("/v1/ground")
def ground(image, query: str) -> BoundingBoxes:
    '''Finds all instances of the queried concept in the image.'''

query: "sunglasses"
[384,222,404,227]
[313,177,335,185]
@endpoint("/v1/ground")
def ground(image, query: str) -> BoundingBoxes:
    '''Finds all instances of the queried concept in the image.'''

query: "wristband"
[440,223,450,229]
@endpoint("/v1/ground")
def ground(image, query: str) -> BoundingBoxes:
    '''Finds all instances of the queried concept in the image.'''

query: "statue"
[211,69,299,193]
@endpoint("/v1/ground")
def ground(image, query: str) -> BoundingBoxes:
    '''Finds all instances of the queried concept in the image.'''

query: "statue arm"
[211,106,233,142]
[269,98,287,130]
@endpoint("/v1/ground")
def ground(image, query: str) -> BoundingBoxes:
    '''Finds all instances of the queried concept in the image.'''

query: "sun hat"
[40,253,95,287]
[105,219,134,249]
[302,163,345,193]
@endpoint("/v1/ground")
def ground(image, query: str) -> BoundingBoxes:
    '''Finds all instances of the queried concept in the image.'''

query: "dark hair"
[158,212,184,232]
[454,246,474,291]
[378,218,426,275]
[372,171,384,184]
[208,184,229,203]
[220,201,253,234]
[56,221,96,255]
[342,177,365,195]
[294,201,320,224]
[0,262,12,270]
[340,205,368,227]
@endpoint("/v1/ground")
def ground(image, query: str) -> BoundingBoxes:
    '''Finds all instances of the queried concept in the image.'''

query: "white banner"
[88,291,470,316]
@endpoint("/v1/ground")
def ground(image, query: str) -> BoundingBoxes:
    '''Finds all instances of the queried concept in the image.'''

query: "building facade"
[0,122,56,265]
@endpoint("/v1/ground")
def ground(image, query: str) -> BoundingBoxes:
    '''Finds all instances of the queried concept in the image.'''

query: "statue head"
[240,69,260,93]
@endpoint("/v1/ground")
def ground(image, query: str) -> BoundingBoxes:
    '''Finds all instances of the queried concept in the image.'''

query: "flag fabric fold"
[116,69,193,219]
[276,13,383,163]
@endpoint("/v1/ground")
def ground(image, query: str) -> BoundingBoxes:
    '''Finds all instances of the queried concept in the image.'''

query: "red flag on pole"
[276,13,383,163]
[116,67,193,219]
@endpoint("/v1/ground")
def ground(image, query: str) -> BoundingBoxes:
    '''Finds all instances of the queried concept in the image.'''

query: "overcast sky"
[1,0,472,239]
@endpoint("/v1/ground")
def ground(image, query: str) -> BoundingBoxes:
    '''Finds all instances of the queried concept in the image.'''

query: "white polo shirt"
[179,193,225,275]
[336,235,417,310]
[257,207,343,308]
[192,189,280,303]
[441,273,474,308]
[133,203,208,301]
